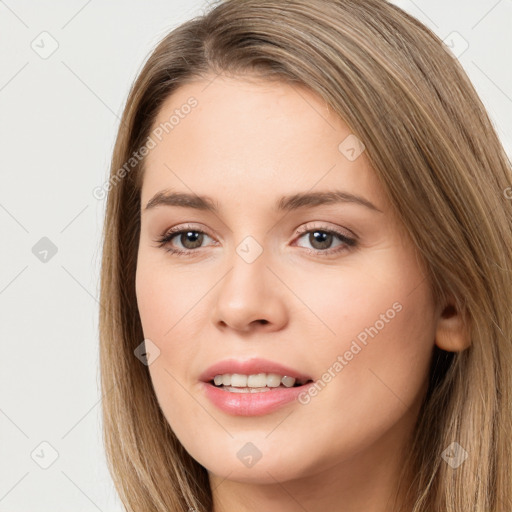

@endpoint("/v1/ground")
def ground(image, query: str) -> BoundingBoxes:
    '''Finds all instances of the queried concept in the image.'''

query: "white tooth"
[213,372,302,389]
[266,373,282,387]
[247,373,267,387]
[231,373,248,387]
[281,376,296,388]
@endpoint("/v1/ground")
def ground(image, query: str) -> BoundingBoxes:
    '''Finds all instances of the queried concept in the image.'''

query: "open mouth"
[209,373,314,392]
[201,366,315,414]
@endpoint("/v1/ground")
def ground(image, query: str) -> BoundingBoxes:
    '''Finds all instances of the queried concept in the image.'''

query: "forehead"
[148,76,340,159]
[141,75,384,212]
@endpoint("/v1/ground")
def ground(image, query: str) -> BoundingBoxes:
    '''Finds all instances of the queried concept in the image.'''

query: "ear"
[434,299,471,352]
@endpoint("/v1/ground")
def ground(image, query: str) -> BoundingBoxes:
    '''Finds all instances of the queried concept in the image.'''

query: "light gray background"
[1,1,511,510]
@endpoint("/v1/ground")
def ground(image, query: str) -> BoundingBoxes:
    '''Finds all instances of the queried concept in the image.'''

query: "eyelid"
[293,221,356,240]
[160,223,217,241]
[154,221,358,256]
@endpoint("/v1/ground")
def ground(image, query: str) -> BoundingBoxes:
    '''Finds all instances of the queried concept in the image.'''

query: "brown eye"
[176,231,204,250]
[155,226,215,255]
[307,230,335,250]
[295,226,356,255]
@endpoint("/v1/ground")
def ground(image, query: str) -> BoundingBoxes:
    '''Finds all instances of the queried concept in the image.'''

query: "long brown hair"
[98,1,512,510]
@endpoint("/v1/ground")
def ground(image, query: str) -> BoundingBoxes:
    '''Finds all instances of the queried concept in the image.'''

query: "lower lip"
[201,382,313,416]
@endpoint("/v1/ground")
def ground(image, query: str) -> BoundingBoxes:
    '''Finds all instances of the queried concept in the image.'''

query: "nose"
[211,248,288,334]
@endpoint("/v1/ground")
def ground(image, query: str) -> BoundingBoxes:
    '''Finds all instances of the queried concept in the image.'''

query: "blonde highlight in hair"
[99,1,512,510]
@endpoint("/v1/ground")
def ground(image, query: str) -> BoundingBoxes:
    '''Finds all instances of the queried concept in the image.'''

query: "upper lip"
[199,358,313,384]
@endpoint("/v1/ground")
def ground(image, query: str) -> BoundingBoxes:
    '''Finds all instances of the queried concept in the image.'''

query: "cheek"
[135,256,210,397]
[288,249,436,411]
[280,274,435,471]
[135,265,202,389]
[135,257,203,339]
[135,265,208,442]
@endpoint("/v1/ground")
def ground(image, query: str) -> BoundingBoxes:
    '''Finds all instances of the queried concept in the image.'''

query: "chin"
[191,440,317,484]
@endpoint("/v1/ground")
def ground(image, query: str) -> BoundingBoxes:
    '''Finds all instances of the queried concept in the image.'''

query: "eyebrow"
[143,189,383,214]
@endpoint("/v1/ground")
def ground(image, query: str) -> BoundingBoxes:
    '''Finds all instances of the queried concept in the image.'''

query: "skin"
[135,74,470,512]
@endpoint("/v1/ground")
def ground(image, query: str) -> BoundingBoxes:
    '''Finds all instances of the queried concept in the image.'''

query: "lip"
[201,381,315,416]
[198,357,314,416]
[198,357,313,383]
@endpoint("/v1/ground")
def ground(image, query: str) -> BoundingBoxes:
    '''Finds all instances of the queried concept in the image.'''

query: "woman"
[98,1,512,510]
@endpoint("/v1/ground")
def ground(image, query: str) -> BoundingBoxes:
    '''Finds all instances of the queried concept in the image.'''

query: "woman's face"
[135,75,438,486]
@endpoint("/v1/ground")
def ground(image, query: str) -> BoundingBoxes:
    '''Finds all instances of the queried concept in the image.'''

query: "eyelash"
[154,223,357,258]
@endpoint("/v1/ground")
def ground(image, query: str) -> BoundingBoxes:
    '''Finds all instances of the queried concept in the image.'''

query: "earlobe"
[434,302,471,352]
